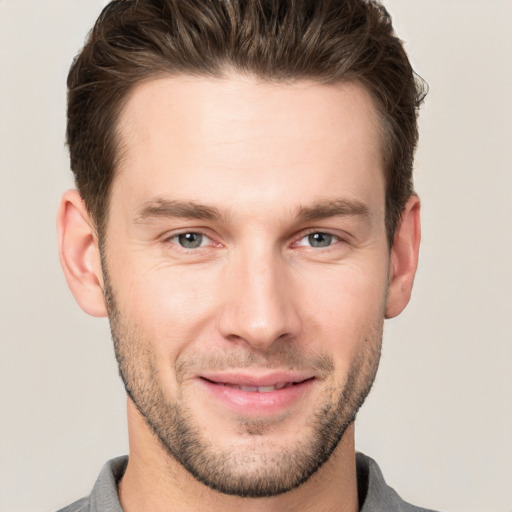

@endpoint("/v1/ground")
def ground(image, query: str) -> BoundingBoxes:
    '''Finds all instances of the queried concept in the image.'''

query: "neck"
[119,400,359,512]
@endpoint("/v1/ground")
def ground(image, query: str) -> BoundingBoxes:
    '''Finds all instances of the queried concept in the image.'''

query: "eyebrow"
[135,198,223,223]
[296,199,370,222]
[134,197,370,224]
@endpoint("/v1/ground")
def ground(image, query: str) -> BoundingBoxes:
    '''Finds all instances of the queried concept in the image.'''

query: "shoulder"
[357,453,442,512]
[56,496,90,512]
[55,456,128,512]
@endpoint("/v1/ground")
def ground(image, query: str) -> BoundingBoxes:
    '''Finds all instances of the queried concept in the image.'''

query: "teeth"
[239,386,259,392]
[257,386,276,393]
[225,382,291,392]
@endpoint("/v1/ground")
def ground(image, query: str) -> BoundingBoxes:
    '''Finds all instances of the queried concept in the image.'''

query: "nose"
[217,247,301,350]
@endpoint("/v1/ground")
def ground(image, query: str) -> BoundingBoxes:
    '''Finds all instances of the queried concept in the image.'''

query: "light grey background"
[1,1,511,511]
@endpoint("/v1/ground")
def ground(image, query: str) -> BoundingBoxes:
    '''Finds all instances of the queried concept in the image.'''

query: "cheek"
[296,261,387,359]
[108,240,388,365]
[298,259,388,319]
[113,262,221,348]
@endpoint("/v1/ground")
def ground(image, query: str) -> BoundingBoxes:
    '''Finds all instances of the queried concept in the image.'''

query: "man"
[57,0,433,510]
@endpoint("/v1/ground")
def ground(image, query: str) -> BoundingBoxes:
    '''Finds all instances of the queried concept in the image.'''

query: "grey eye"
[177,232,205,249]
[305,232,335,248]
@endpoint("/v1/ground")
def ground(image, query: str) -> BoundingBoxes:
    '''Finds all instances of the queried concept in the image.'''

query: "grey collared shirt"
[57,453,440,512]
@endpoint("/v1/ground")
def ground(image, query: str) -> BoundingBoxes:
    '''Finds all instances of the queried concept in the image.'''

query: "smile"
[198,374,316,415]
[203,380,307,393]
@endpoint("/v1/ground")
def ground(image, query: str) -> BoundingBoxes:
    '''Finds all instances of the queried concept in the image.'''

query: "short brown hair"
[67,0,427,244]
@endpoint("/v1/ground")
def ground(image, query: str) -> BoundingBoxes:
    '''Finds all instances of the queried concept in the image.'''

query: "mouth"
[201,378,313,393]
[197,373,316,415]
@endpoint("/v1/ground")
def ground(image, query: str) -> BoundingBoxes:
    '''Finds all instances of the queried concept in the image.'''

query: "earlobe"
[57,189,108,317]
[385,195,421,319]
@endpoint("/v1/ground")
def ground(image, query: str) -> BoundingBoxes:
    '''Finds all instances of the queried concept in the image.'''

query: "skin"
[57,75,420,512]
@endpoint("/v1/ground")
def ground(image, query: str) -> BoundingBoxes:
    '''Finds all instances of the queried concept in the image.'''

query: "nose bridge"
[218,241,300,349]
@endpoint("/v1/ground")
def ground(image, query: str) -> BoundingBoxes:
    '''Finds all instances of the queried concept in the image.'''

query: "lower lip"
[199,378,315,416]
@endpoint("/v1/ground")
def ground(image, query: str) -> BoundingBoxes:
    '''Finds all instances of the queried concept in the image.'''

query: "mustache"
[174,346,335,379]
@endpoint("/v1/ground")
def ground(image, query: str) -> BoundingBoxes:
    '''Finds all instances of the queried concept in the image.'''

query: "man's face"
[104,75,389,496]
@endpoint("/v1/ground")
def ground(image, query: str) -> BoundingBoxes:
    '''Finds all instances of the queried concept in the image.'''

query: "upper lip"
[199,371,316,387]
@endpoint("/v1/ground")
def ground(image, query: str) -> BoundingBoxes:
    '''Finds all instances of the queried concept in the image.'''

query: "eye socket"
[170,232,210,249]
[297,232,339,248]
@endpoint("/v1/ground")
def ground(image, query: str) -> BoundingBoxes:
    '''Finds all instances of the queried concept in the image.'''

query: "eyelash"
[164,229,345,252]
[164,231,215,250]
[294,230,342,249]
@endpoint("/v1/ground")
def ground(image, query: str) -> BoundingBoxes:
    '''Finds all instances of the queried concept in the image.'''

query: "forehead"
[113,74,385,218]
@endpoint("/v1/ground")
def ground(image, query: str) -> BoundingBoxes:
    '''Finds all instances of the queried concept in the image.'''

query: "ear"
[385,195,421,319]
[57,189,108,317]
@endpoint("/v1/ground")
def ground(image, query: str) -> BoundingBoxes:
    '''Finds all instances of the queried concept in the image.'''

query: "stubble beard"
[103,271,383,498]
